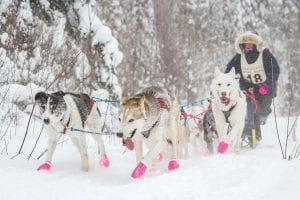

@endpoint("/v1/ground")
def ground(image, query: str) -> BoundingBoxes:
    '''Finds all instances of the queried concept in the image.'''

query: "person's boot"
[241,124,252,147]
[255,124,262,142]
[259,109,271,125]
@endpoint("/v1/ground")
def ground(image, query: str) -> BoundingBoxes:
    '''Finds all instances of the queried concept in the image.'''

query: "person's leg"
[254,116,261,141]
[256,94,273,125]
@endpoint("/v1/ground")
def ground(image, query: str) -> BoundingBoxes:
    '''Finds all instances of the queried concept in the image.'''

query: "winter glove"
[258,83,268,95]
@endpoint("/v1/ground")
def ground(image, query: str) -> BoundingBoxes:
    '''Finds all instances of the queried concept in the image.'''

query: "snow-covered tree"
[0,0,123,100]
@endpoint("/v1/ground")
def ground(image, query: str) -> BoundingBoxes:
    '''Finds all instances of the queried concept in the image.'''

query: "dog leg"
[37,126,59,171]
[228,123,244,153]
[45,135,58,162]
[86,108,109,167]
[189,130,199,154]
[79,136,89,171]
[91,134,109,168]
[70,136,89,171]
[166,111,181,170]
[176,118,188,159]
[212,104,229,153]
[233,133,242,153]
[134,140,143,163]
[131,140,164,179]
[165,141,180,171]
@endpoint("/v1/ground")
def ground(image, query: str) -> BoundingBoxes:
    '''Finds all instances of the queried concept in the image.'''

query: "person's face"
[244,43,254,52]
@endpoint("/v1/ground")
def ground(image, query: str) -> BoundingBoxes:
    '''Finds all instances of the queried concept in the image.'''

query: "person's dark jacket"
[225,48,280,97]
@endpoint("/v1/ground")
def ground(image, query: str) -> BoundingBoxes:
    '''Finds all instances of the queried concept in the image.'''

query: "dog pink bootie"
[217,141,229,153]
[37,161,51,171]
[99,155,110,168]
[168,159,179,171]
[131,162,147,179]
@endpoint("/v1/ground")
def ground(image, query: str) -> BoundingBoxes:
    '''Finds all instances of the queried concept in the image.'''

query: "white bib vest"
[241,51,266,84]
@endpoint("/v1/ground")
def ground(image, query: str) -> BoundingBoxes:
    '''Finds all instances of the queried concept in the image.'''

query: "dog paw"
[168,159,179,171]
[37,161,51,171]
[99,155,110,168]
[217,141,229,153]
[131,162,147,179]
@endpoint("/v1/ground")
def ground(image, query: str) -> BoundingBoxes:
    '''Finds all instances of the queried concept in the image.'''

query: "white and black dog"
[35,91,109,171]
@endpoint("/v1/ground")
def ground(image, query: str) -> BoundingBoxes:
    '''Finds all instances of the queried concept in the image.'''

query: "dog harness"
[156,97,170,111]
[78,94,94,114]
[222,105,236,128]
[60,116,71,134]
[140,98,169,138]
[62,117,71,134]
[60,94,94,134]
[222,105,235,124]
[222,105,236,135]
[141,120,159,138]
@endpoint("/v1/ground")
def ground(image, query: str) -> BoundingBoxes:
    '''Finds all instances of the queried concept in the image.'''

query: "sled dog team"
[35,67,247,179]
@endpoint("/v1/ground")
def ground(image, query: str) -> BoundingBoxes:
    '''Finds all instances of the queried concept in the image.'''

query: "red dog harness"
[156,98,169,111]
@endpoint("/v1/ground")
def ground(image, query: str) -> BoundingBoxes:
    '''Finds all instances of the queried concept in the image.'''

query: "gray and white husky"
[119,86,185,179]
[35,91,109,172]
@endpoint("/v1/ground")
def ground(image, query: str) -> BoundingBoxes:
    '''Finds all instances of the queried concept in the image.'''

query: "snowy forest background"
[0,0,299,130]
[1,2,300,199]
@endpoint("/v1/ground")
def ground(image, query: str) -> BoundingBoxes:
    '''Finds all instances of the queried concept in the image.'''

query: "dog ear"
[229,67,236,78]
[35,92,48,102]
[214,67,222,76]
[139,96,147,119]
[52,91,65,97]
[121,95,128,105]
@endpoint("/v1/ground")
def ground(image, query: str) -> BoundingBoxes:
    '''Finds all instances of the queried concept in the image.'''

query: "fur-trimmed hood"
[235,31,265,54]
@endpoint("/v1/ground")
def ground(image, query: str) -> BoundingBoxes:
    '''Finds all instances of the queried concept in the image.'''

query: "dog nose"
[221,92,227,97]
[116,132,123,138]
[43,118,50,125]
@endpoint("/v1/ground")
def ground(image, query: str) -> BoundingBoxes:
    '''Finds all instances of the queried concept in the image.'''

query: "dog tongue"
[124,138,134,150]
[221,97,230,105]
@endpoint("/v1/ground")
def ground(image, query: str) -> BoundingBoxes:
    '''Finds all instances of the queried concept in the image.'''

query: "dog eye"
[128,119,134,123]
[227,83,231,86]
[218,83,221,86]
[118,117,121,121]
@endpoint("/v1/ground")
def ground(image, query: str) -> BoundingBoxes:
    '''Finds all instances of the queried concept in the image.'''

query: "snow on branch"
[72,0,123,68]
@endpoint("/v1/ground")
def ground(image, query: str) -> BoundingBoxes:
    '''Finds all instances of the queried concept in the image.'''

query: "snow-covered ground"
[0,114,299,200]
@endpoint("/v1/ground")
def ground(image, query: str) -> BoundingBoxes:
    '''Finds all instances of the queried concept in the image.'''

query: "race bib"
[241,53,266,84]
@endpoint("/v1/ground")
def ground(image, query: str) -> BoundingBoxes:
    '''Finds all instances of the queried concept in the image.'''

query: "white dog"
[119,86,183,179]
[35,91,109,171]
[210,68,247,153]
